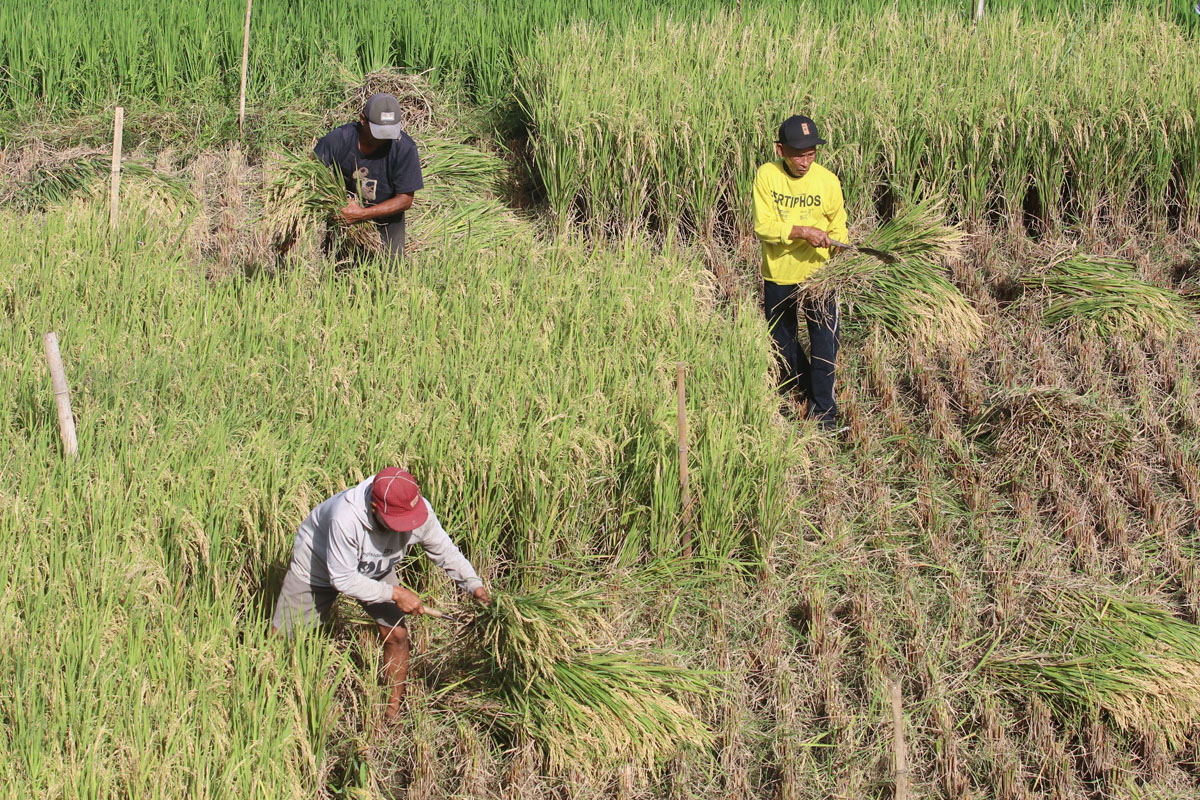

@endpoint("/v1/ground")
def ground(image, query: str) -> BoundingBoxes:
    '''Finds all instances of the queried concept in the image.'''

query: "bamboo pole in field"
[676,363,693,559]
[43,332,78,459]
[109,106,123,233]
[973,0,985,24]
[238,0,253,133]
[891,680,909,800]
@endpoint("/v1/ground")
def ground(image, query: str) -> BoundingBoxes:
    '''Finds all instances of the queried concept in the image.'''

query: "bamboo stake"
[676,363,693,559]
[973,0,985,24]
[43,332,78,459]
[238,0,253,133]
[891,680,909,800]
[109,106,123,233]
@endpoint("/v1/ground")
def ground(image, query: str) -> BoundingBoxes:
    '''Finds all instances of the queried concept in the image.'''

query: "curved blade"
[829,238,898,264]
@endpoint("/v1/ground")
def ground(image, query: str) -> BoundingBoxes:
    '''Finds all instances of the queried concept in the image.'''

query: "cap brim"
[368,121,403,139]
[377,498,429,531]
[782,135,826,150]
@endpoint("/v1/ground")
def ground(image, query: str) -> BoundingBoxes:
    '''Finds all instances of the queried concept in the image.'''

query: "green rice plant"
[1,193,793,795]
[518,6,1200,239]
[461,583,714,775]
[801,200,982,350]
[3,0,1191,119]
[1021,252,1194,341]
[985,587,1200,750]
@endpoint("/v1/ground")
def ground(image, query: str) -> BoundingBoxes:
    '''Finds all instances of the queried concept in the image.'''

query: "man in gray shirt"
[272,467,488,720]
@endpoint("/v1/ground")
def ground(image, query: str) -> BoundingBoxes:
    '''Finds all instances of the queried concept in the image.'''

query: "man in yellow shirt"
[752,114,848,431]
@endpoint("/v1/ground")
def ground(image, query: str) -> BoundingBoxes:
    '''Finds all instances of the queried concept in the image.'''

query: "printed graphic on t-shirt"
[354,167,378,202]
[770,190,822,211]
[357,554,402,577]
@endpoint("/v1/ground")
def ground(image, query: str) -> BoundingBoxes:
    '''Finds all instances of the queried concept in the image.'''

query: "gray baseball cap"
[363,93,404,139]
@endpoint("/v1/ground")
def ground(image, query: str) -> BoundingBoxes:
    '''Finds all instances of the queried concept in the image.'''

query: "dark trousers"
[763,280,839,428]
[376,217,406,260]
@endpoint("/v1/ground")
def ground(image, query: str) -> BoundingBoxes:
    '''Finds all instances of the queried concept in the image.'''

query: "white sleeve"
[324,519,394,605]
[413,506,483,594]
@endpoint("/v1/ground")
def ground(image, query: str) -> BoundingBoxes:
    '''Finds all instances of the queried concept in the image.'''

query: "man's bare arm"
[342,192,415,223]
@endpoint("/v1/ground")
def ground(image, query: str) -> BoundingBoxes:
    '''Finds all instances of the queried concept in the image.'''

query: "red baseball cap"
[370,468,429,531]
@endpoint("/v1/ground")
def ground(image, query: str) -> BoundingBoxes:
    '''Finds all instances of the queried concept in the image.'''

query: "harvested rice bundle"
[262,150,381,256]
[802,199,981,350]
[985,587,1200,750]
[503,652,715,774]
[1,152,192,213]
[405,138,527,250]
[1021,252,1192,340]
[466,585,608,683]
[462,583,714,775]
[419,137,509,202]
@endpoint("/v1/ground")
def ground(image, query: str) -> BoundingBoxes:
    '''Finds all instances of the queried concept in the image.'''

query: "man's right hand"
[392,586,425,615]
[790,225,833,249]
[341,198,369,224]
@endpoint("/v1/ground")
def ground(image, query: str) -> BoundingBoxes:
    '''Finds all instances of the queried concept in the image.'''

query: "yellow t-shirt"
[752,160,849,285]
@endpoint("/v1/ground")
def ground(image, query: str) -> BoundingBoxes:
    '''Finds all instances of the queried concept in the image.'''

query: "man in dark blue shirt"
[314,93,424,259]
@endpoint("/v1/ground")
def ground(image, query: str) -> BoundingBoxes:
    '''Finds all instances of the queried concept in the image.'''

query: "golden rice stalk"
[462,584,715,776]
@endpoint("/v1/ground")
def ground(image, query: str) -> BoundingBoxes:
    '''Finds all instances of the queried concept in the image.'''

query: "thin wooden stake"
[676,363,693,559]
[238,0,253,133]
[891,680,909,800]
[43,332,78,459]
[973,0,985,24]
[109,106,123,233]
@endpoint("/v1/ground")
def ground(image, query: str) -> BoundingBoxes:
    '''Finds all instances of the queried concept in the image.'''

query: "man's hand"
[341,198,369,224]
[473,586,492,605]
[392,586,425,615]
[789,225,833,249]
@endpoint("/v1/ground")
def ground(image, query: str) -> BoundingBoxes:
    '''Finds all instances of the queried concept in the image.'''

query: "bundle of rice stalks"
[802,199,982,350]
[984,587,1200,750]
[466,586,608,684]
[1,151,192,212]
[420,137,508,202]
[1021,252,1193,340]
[405,137,525,250]
[460,583,715,775]
[965,386,1133,459]
[262,150,381,257]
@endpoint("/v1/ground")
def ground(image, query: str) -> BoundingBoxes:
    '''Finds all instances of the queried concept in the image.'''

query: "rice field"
[518,6,1200,237]
[2,0,1193,119]
[4,2,1200,798]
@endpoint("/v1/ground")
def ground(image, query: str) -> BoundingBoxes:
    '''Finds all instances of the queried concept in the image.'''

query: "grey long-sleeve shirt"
[287,477,483,605]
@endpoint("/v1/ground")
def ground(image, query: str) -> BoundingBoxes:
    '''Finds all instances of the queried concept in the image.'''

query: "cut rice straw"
[1020,251,1193,341]
[462,583,715,775]
[802,198,983,351]
[985,587,1200,751]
